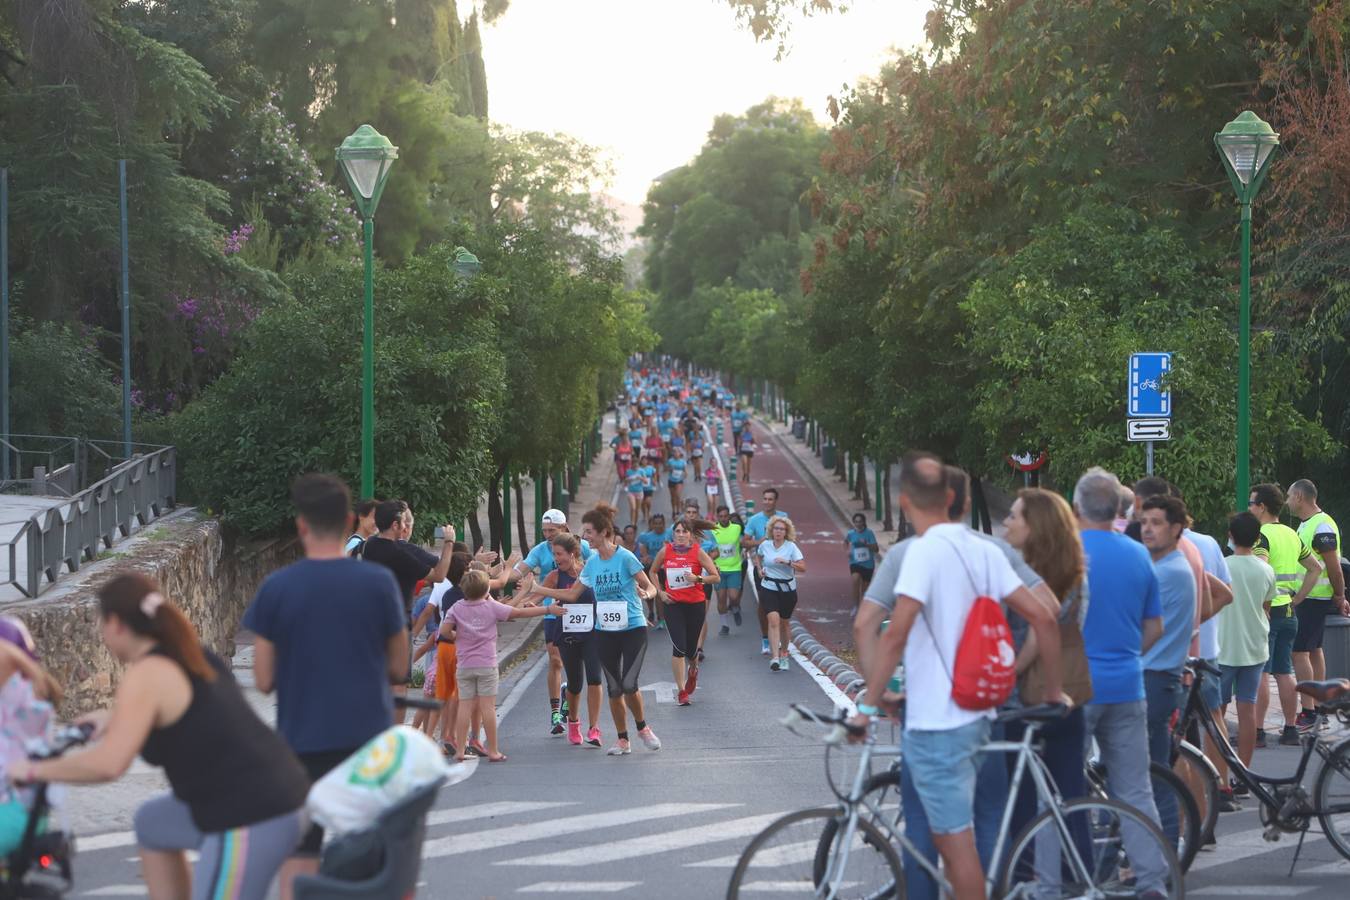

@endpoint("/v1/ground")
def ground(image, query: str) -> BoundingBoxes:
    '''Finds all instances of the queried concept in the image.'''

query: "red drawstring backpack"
[921,537,1017,711]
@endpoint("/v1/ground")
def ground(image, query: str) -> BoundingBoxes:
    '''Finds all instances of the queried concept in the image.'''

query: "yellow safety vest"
[1297,511,1341,600]
[1258,522,1310,607]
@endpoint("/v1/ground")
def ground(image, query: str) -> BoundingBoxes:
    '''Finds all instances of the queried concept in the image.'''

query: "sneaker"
[685,665,699,695]
[678,689,691,706]
[567,720,582,746]
[779,656,790,671]
[1217,788,1241,813]
[1279,725,1302,746]
[761,638,771,656]
[560,692,570,717]
[719,625,730,636]
[638,726,662,751]
[606,739,632,756]
[585,726,602,748]
[697,648,706,662]
[770,658,781,672]
[1231,778,1250,797]
[654,620,666,631]
[1297,710,1317,734]
[551,710,565,736]
[733,607,743,626]
[1255,729,1267,749]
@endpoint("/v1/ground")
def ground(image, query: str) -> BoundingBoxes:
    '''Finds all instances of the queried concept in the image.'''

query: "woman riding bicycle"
[9,574,309,900]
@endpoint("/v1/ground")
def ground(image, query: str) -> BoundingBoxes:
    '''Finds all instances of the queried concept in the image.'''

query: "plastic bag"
[307,726,453,835]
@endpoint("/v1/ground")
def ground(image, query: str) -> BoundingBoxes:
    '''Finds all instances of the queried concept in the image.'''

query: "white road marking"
[1187,825,1324,872]
[423,802,736,859]
[77,831,136,852]
[427,800,576,827]
[789,642,855,714]
[639,680,678,703]
[738,881,859,893]
[81,888,147,897]
[1191,887,1315,896]
[497,651,547,723]
[689,838,818,868]
[505,811,786,866]
[517,882,641,893]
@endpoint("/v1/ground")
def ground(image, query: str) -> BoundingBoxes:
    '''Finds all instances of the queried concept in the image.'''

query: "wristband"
[856,703,881,717]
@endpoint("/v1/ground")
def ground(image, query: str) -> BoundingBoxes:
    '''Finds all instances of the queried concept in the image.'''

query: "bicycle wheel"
[1314,735,1350,860]
[1173,739,1219,848]
[1086,759,1201,873]
[816,770,903,896]
[727,807,901,900]
[997,797,1185,899]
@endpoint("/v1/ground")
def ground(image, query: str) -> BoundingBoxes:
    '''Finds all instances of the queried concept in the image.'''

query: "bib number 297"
[563,606,594,633]
[597,601,629,632]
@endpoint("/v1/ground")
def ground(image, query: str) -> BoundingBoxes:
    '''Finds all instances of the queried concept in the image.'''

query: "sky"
[480,0,929,209]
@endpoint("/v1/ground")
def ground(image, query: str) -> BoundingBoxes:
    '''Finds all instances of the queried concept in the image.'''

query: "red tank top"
[662,542,705,603]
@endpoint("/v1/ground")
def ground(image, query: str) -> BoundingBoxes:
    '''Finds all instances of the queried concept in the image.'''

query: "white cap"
[540,509,567,526]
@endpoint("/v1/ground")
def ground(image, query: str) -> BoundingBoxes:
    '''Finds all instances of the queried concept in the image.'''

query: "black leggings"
[560,636,603,687]
[666,601,707,660]
[598,627,648,698]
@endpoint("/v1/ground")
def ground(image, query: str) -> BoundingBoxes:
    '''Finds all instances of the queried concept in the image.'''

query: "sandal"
[441,742,456,757]
[487,753,508,762]
[467,741,488,758]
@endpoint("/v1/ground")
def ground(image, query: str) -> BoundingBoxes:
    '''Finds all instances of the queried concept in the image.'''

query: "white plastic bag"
[307,725,452,835]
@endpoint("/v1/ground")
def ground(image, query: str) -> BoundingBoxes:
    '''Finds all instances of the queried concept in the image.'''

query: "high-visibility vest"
[1298,512,1341,600]
[1260,523,1308,607]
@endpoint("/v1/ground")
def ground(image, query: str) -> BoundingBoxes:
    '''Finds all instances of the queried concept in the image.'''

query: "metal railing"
[0,441,177,598]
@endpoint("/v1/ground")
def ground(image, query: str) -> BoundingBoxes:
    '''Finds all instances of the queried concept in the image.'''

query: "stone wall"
[7,508,298,715]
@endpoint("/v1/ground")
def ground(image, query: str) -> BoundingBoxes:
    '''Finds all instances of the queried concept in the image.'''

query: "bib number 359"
[597,601,630,632]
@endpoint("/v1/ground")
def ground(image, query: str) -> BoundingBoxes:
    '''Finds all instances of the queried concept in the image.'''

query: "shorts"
[457,666,500,699]
[1221,661,1265,705]
[903,718,991,835]
[668,479,684,488]
[741,448,755,457]
[296,748,361,855]
[760,585,798,619]
[1264,606,1298,675]
[544,617,564,645]
[692,449,704,458]
[717,569,743,591]
[422,654,438,697]
[1294,598,1334,652]
[435,642,459,702]
[560,634,603,687]
[849,564,875,584]
[1199,657,1222,710]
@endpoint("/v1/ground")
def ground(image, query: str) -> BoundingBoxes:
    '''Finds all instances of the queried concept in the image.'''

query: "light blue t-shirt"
[1142,549,1198,675]
[637,529,671,565]
[1081,529,1163,704]
[732,411,749,431]
[846,528,878,569]
[625,468,647,494]
[667,458,687,483]
[744,510,791,542]
[659,417,677,438]
[1186,528,1231,660]
[524,538,594,620]
[639,465,656,492]
[579,547,647,631]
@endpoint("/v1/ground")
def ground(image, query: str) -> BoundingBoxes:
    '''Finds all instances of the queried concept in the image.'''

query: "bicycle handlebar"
[781,703,868,744]
[395,696,443,712]
[1186,657,1222,678]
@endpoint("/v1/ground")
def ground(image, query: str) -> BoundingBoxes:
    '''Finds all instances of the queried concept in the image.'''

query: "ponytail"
[98,573,215,681]
[582,503,618,540]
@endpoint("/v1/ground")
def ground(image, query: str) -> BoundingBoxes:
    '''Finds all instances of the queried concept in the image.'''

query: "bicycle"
[1085,756,1201,873]
[727,703,1184,899]
[1170,659,1350,873]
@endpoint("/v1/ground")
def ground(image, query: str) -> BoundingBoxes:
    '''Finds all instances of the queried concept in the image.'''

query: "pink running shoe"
[567,720,582,746]
[585,726,602,748]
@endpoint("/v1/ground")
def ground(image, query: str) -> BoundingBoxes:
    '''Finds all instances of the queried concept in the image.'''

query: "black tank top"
[139,649,309,832]
[556,571,597,643]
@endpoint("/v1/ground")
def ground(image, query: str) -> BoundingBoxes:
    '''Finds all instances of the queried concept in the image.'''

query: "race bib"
[668,567,694,590]
[707,483,719,496]
[851,546,871,564]
[597,601,630,632]
[563,605,594,633]
[719,543,736,558]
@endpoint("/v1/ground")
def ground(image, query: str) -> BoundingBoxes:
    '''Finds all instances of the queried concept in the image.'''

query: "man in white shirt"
[853,454,1063,900]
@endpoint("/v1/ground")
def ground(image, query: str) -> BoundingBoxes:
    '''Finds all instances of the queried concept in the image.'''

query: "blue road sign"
[1129,352,1172,418]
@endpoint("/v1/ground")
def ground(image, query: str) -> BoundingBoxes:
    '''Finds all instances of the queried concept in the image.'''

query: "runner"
[611,430,634,482]
[526,503,663,756]
[753,517,806,671]
[640,456,657,521]
[667,445,688,511]
[651,520,720,705]
[711,504,745,636]
[731,404,749,455]
[528,534,604,748]
[845,513,880,612]
[644,416,665,481]
[624,457,648,526]
[689,428,706,482]
[739,425,756,483]
[742,488,790,656]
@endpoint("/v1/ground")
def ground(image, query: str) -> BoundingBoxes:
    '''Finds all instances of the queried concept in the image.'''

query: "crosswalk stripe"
[517,882,641,893]
[78,831,136,852]
[427,800,576,827]
[1191,887,1315,896]
[504,811,786,866]
[688,838,817,868]
[81,888,146,897]
[1188,825,1324,872]
[423,802,735,859]
[738,881,859,893]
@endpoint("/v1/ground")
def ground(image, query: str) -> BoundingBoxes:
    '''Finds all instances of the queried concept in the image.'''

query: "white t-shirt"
[894,523,1025,732]
[757,541,804,591]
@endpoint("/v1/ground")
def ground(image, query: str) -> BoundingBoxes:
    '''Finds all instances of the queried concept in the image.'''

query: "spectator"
[344,498,378,557]
[1287,479,1345,733]
[241,474,408,896]
[1218,512,1275,779]
[362,500,456,621]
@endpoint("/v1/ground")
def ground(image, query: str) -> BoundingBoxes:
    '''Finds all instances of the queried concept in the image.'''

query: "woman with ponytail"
[8,573,309,899]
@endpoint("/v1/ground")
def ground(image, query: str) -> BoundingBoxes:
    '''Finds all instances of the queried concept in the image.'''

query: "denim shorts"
[1265,607,1298,675]
[902,718,991,835]
[1199,658,1222,710]
[1221,661,1265,705]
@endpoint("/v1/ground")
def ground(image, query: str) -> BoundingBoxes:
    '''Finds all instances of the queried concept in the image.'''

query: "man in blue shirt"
[742,487,790,656]
[637,514,673,630]
[1074,467,1170,892]
[244,474,407,891]
[1138,495,1197,761]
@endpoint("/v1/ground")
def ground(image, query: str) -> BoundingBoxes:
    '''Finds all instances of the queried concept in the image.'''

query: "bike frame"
[1175,665,1350,819]
[818,717,1096,900]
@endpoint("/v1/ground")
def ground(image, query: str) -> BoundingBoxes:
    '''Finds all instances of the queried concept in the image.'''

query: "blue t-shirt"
[637,529,671,565]
[524,538,594,619]
[242,558,405,754]
[847,528,878,569]
[668,458,687,483]
[744,510,791,542]
[1080,529,1163,705]
[1141,549,1198,675]
[732,411,748,430]
[626,467,648,494]
[658,418,676,438]
[640,465,656,492]
[579,547,647,630]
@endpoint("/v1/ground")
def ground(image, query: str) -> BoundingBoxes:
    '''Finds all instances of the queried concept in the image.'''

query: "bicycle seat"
[1296,679,1350,704]
[996,703,1068,724]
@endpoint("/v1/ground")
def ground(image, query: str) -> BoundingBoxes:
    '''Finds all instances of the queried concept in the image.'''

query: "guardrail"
[0,444,177,598]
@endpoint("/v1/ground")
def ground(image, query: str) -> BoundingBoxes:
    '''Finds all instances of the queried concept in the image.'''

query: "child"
[1218,511,1276,781]
[443,569,559,762]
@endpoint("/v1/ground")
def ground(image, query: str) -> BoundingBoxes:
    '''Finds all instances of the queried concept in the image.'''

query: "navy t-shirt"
[242,557,406,754]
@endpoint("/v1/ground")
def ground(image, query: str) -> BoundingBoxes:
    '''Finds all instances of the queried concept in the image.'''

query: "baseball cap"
[541,509,566,526]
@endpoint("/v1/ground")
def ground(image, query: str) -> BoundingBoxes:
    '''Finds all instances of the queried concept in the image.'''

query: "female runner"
[651,519,719,705]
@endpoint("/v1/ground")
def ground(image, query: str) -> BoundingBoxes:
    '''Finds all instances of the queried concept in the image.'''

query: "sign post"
[1128,352,1173,476]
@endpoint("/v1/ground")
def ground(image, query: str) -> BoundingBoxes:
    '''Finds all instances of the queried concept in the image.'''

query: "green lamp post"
[336,125,398,498]
[1214,110,1279,512]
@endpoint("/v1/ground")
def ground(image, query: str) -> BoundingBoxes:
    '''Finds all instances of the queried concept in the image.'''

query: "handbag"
[1019,586,1093,706]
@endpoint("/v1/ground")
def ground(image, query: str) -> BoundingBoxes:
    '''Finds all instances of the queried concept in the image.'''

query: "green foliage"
[8,317,122,440]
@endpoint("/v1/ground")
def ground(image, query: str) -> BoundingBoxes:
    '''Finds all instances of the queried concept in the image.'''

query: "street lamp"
[336,124,398,498]
[1215,110,1279,511]
[451,246,482,280]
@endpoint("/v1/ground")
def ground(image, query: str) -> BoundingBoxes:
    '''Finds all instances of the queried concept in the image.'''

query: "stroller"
[0,722,93,899]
